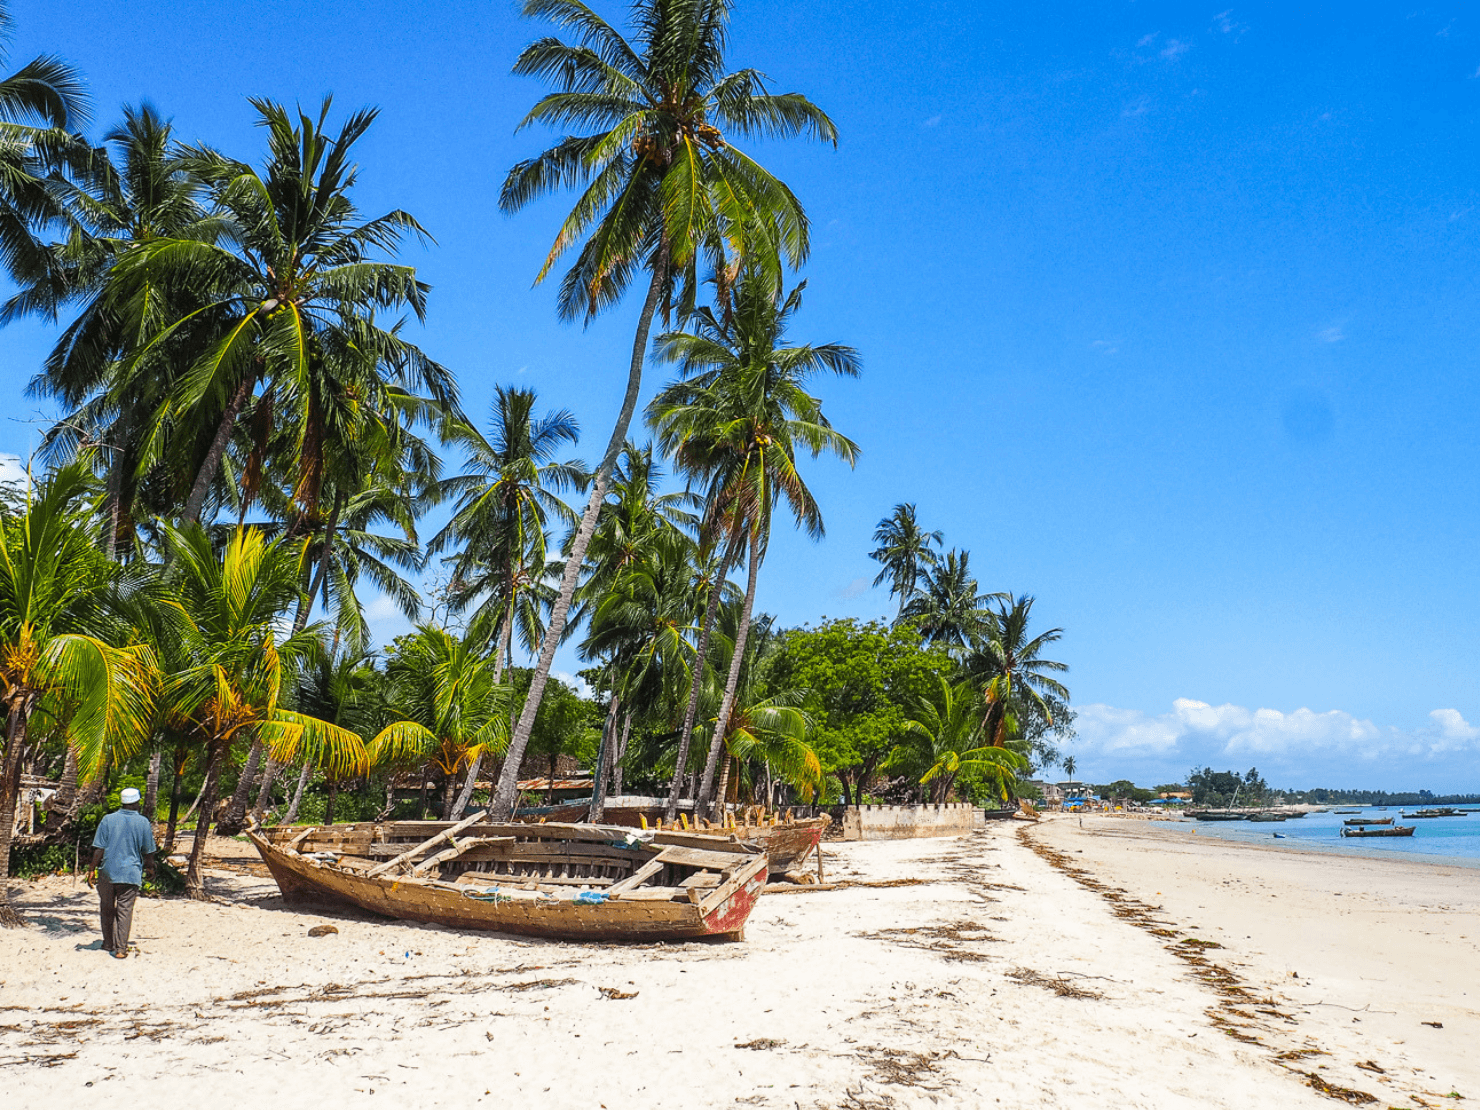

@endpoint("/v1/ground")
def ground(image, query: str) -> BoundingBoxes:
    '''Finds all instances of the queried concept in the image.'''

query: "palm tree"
[371,625,510,820]
[870,503,942,618]
[961,595,1069,748]
[901,549,1000,650]
[0,0,90,297]
[157,525,367,898]
[489,0,837,820]
[105,98,454,526]
[430,386,583,678]
[650,269,858,815]
[904,676,1027,804]
[1062,755,1077,780]
[0,465,155,926]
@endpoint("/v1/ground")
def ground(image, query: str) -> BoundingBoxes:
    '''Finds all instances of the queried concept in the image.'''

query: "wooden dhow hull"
[1340,825,1415,838]
[652,816,830,875]
[249,819,768,942]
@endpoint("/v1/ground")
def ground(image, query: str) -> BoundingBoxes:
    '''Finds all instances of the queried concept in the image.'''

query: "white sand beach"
[2,819,1473,1108]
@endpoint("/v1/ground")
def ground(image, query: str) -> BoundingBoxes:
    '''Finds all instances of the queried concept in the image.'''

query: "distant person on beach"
[88,788,157,959]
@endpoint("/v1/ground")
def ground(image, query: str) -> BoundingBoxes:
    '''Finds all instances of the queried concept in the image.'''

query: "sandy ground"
[0,817,1468,1108]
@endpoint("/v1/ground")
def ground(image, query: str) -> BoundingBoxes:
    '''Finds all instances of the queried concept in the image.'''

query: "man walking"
[88,788,156,959]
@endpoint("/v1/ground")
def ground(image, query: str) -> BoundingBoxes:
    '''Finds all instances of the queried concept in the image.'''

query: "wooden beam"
[367,809,488,877]
[409,836,513,876]
[606,854,667,895]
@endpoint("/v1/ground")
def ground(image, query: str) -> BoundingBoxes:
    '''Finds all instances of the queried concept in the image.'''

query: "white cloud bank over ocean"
[1071,699,1480,791]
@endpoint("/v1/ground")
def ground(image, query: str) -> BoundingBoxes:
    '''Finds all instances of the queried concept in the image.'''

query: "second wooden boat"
[650,815,831,876]
[247,815,768,942]
[1344,817,1394,827]
[1340,825,1415,838]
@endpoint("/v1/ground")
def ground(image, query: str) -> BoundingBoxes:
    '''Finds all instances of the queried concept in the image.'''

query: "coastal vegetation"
[0,0,1073,920]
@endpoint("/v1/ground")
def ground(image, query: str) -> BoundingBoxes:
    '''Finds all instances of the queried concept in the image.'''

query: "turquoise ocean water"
[1152,806,1480,867]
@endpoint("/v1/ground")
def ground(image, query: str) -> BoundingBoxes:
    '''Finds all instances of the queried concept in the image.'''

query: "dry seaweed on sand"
[734,1037,785,1050]
[1298,1071,1378,1105]
[1006,966,1104,1000]
[853,920,1002,962]
[853,1046,957,1088]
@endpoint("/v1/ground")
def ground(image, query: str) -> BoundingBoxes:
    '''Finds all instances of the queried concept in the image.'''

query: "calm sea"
[1152,806,1480,867]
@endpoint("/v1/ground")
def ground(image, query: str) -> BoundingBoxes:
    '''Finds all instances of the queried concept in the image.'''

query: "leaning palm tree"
[961,595,1069,748]
[650,268,858,816]
[488,0,837,820]
[0,464,155,927]
[870,503,942,618]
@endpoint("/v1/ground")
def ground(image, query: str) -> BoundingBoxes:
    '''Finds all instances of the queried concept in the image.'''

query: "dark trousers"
[98,874,139,952]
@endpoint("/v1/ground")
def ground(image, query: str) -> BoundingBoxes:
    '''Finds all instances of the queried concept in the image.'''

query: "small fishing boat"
[1333,808,1362,814]
[651,814,830,877]
[1189,809,1247,821]
[1272,833,1286,839]
[1340,825,1415,838]
[247,814,768,942]
[1344,817,1393,827]
[1402,808,1469,818]
[1246,813,1287,823]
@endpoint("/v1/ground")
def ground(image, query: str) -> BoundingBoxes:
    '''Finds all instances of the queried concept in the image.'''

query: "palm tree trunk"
[217,739,264,835]
[251,758,282,821]
[282,761,311,825]
[181,377,252,525]
[698,528,762,819]
[665,556,727,821]
[163,746,188,854]
[102,460,123,561]
[143,748,162,821]
[587,693,620,823]
[0,706,32,927]
[326,777,339,825]
[490,247,670,821]
[612,711,631,798]
[293,493,343,632]
[53,745,78,812]
[449,603,516,820]
[184,742,228,900]
[439,774,456,821]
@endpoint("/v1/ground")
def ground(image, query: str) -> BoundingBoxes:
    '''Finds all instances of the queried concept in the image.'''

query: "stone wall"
[839,803,981,841]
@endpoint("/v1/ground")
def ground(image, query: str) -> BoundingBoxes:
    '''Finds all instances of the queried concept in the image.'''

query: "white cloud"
[1317,325,1344,343]
[1122,97,1151,118]
[553,670,594,699]
[835,576,871,601]
[1160,39,1191,59]
[1091,339,1120,355]
[1138,32,1159,47]
[1069,699,1480,789]
[922,114,942,128]
[0,454,28,489]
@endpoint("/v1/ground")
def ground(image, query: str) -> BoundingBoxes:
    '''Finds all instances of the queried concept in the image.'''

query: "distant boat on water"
[1189,810,1246,821]
[1401,808,1469,819]
[1333,808,1362,814]
[1344,817,1393,827]
[1341,825,1415,838]
[1247,813,1287,823]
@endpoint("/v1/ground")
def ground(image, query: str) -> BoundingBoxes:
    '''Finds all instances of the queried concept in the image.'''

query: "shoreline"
[1141,813,1480,870]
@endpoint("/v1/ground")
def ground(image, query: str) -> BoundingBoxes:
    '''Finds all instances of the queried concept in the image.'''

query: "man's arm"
[88,847,104,887]
[143,851,157,881]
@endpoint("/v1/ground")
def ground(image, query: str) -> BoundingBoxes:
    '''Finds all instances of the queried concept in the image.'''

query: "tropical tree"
[870,503,942,618]
[961,595,1069,748]
[650,268,858,815]
[900,548,999,650]
[103,98,454,526]
[489,0,837,820]
[371,625,510,820]
[0,0,91,297]
[157,524,367,898]
[903,675,1027,804]
[1063,755,1077,779]
[0,465,155,926]
[429,385,583,678]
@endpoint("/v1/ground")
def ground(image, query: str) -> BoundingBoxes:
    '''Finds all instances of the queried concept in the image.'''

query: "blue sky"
[8,1,1480,789]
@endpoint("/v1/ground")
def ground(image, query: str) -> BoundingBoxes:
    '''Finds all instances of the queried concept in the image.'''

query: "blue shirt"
[93,809,157,886]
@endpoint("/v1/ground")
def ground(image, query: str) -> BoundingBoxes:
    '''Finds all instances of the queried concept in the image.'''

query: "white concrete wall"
[840,803,981,841]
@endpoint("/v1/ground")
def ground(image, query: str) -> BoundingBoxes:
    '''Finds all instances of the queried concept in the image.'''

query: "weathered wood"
[410,836,513,876]
[644,844,747,871]
[366,809,488,877]
[606,854,667,895]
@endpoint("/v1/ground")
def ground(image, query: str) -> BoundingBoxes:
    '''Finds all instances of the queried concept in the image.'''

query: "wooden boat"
[247,814,768,942]
[650,815,831,876]
[1246,813,1287,823]
[1402,808,1469,818]
[1340,825,1415,838]
[1189,809,1247,821]
[1333,809,1362,814]
[1344,817,1394,826]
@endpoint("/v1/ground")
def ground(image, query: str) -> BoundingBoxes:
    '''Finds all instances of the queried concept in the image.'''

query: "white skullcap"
[120,788,141,804]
